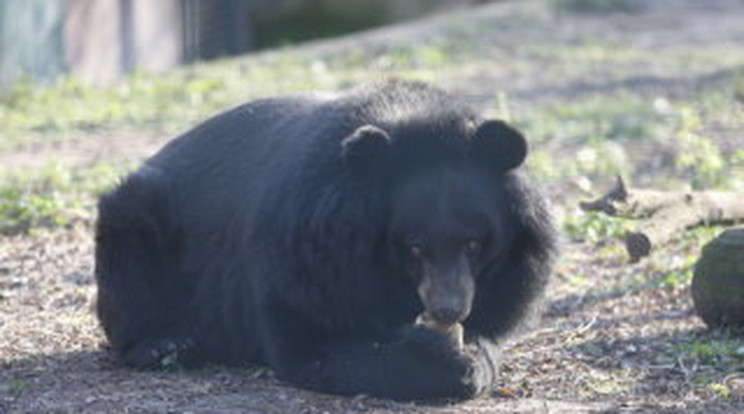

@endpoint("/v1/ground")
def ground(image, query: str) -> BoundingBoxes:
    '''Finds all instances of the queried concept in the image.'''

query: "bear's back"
[130,81,478,236]
[148,80,472,177]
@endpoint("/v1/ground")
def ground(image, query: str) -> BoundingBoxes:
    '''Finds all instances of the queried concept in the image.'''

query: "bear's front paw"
[460,343,498,396]
[379,326,481,400]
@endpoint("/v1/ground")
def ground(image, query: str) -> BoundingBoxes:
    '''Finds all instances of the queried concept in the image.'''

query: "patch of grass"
[520,89,743,191]
[736,69,744,103]
[553,0,645,14]
[0,38,480,152]
[525,93,666,146]
[578,368,637,398]
[377,43,452,70]
[667,329,744,399]
[732,150,744,191]
[671,106,727,189]
[641,224,727,288]
[562,211,633,243]
[526,42,649,67]
[520,94,663,185]
[565,273,594,288]
[675,338,744,366]
[0,161,135,235]
[0,379,28,393]
[652,256,696,289]
[1,63,324,149]
[0,187,76,235]
[708,382,733,398]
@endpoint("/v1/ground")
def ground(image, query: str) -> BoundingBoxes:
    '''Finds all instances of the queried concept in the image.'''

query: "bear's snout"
[417,258,475,325]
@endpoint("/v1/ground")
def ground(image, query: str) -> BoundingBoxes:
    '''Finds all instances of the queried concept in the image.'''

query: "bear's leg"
[258,300,497,401]
[95,174,199,369]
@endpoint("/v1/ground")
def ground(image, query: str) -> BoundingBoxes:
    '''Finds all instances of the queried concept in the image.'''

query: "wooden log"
[580,176,691,218]
[580,177,744,261]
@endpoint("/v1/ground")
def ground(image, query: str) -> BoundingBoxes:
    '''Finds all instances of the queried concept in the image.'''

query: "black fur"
[95,80,558,401]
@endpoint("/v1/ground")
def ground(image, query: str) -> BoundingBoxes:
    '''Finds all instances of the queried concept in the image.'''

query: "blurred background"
[0,0,484,87]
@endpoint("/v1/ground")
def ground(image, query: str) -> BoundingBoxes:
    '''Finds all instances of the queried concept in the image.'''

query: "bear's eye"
[465,239,481,255]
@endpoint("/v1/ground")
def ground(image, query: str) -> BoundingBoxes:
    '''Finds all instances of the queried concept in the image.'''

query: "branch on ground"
[579,177,744,262]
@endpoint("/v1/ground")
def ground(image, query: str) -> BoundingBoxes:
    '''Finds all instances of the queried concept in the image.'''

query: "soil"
[2,1,744,413]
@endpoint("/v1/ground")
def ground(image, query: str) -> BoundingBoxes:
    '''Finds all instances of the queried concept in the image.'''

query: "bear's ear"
[340,125,391,173]
[470,120,527,172]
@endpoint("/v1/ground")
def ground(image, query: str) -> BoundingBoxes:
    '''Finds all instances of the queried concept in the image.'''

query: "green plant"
[654,256,696,288]
[563,211,632,243]
[675,338,744,366]
[0,187,78,234]
[730,149,744,190]
[708,382,732,398]
[0,161,135,235]
[672,106,726,189]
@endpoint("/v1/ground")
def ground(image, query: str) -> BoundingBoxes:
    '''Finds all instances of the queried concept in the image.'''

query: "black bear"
[95,80,558,401]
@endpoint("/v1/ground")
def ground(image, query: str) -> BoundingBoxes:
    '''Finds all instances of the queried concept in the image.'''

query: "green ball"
[692,228,744,328]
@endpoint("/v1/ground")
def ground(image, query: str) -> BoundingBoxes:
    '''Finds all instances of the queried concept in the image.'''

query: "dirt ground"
[2,1,744,413]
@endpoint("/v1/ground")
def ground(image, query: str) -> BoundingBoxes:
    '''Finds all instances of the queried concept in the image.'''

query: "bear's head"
[341,120,527,325]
